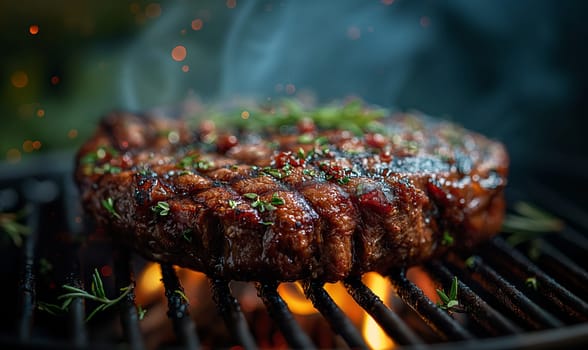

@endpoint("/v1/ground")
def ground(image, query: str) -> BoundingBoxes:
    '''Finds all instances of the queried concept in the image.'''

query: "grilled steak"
[75,101,508,282]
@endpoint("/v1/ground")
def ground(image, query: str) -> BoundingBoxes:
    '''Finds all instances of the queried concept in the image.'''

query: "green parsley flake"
[152,201,170,216]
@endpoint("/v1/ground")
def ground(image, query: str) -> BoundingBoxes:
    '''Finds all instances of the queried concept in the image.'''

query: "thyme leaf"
[101,198,121,219]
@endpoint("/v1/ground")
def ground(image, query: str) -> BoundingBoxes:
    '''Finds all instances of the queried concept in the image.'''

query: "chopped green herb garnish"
[152,201,170,216]
[101,198,121,219]
[179,154,213,170]
[297,134,314,144]
[270,192,285,206]
[137,304,147,320]
[436,276,463,312]
[441,231,454,246]
[302,169,317,177]
[228,199,237,209]
[260,221,274,226]
[525,276,538,291]
[338,176,350,185]
[262,167,283,179]
[174,289,189,303]
[243,192,284,212]
[464,256,477,269]
[182,230,193,242]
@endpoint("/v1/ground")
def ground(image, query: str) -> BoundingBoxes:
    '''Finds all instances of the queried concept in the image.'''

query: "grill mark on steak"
[76,109,508,282]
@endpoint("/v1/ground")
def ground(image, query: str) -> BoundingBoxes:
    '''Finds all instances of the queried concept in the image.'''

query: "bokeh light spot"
[171,45,187,61]
[6,149,21,163]
[241,110,250,119]
[32,141,42,150]
[11,71,29,88]
[420,16,431,28]
[192,18,203,31]
[23,140,34,153]
[285,84,296,95]
[36,109,45,118]
[381,0,395,5]
[68,129,78,139]
[50,75,60,85]
[347,26,361,40]
[182,64,190,72]
[226,0,237,9]
[145,3,161,18]
[29,24,39,35]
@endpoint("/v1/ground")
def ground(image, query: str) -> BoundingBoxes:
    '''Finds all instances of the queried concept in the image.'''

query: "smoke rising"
[117,0,588,177]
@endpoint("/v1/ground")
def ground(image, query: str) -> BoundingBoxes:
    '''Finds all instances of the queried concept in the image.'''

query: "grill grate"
[2,158,588,349]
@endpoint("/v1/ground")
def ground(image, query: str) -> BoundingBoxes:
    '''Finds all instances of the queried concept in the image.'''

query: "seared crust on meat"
[75,103,508,282]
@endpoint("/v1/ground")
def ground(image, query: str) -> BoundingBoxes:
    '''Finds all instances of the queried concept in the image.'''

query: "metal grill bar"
[113,247,145,350]
[65,269,88,346]
[343,277,425,346]
[257,282,316,350]
[62,178,88,347]
[426,261,522,336]
[389,271,473,341]
[535,241,588,298]
[17,203,40,340]
[455,254,563,329]
[210,279,257,350]
[160,263,200,349]
[302,280,368,350]
[486,238,588,322]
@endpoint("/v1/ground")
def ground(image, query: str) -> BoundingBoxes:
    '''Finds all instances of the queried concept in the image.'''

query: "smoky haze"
[117,0,588,180]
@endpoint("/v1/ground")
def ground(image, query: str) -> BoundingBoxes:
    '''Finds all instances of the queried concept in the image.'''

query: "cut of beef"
[75,102,508,282]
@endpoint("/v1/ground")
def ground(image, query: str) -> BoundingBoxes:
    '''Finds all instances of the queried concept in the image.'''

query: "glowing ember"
[29,24,39,35]
[171,45,187,62]
[11,71,29,88]
[191,18,203,31]
[36,109,45,118]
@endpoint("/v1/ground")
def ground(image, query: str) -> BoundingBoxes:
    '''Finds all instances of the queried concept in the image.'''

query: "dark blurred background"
[1,0,587,200]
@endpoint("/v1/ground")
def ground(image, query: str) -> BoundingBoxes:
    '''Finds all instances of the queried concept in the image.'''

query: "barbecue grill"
[1,152,588,350]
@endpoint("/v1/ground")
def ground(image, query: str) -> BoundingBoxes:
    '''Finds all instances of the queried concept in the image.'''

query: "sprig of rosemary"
[502,201,564,247]
[436,276,464,313]
[0,209,30,247]
[38,268,146,322]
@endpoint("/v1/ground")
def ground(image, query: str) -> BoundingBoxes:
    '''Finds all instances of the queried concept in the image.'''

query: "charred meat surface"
[75,101,508,282]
